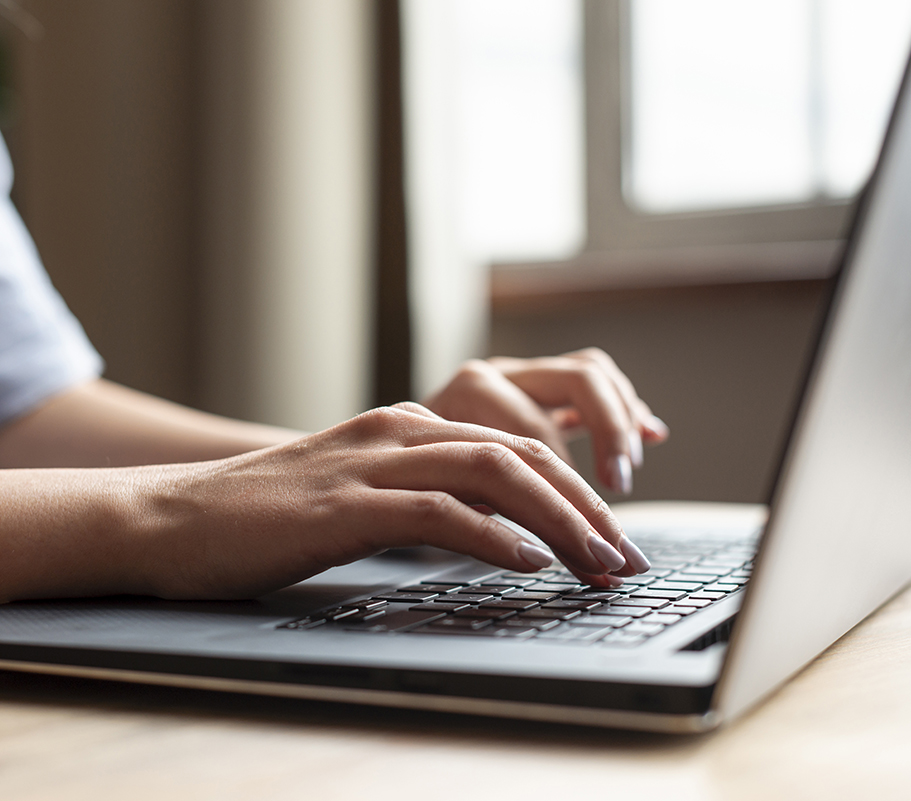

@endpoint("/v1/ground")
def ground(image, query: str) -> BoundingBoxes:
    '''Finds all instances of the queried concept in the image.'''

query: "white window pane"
[627,0,911,214]
[820,1,911,196]
[452,0,585,260]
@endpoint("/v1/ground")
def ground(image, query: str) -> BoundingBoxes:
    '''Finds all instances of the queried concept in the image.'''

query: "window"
[586,0,911,257]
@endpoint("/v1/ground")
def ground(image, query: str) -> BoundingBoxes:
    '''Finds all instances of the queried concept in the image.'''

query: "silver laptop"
[2,58,911,734]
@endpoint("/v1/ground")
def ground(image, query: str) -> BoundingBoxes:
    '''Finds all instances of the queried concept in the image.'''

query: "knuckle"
[570,363,603,391]
[392,400,427,416]
[513,435,558,466]
[350,406,402,438]
[452,359,490,388]
[580,346,616,369]
[470,442,519,475]
[412,490,456,524]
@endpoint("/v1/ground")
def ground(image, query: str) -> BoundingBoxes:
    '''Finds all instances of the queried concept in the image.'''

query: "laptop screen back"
[716,55,911,721]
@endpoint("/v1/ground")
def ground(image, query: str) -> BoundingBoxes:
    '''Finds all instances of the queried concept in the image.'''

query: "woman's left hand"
[424,348,668,495]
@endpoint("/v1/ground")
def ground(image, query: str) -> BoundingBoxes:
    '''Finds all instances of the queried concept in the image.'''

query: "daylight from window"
[627,0,911,213]
[448,0,584,262]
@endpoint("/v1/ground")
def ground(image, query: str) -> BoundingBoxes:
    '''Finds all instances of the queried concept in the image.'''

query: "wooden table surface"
[1,584,909,800]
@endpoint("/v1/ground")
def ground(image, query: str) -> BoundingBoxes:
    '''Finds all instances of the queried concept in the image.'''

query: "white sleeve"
[0,138,104,427]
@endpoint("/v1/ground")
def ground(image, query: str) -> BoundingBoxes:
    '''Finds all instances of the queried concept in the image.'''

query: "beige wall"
[8,0,199,405]
[490,280,829,504]
[7,0,374,430]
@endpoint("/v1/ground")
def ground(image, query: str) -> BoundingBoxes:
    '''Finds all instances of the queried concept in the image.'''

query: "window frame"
[491,0,853,300]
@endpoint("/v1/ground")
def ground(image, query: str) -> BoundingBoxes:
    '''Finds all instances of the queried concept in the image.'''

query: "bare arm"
[0,352,661,603]
[0,379,301,468]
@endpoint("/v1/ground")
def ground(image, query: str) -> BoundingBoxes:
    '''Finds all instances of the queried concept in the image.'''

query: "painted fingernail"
[619,536,651,574]
[645,415,670,440]
[587,532,626,572]
[608,454,633,495]
[517,540,554,569]
[629,430,644,468]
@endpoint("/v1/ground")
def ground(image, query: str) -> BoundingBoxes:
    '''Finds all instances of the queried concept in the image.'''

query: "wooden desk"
[1,587,909,799]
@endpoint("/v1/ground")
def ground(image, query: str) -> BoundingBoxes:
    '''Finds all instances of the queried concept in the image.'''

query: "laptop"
[2,59,911,735]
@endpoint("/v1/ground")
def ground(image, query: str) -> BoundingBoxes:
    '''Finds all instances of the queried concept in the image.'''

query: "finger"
[343,406,649,570]
[367,439,630,577]
[358,488,557,573]
[491,358,635,492]
[389,401,444,420]
[424,360,574,464]
[565,349,669,444]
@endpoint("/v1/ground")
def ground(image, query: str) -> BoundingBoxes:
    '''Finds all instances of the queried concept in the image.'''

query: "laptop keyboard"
[278,532,758,647]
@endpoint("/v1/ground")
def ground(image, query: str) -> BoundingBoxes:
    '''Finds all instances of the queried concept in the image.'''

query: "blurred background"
[1,0,909,503]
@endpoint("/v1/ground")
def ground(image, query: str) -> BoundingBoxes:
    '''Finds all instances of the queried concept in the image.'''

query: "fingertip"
[604,454,633,495]
[628,429,644,468]
[641,415,669,442]
[516,539,555,570]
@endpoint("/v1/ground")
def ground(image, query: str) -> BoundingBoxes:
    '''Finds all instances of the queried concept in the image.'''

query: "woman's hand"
[134,403,651,600]
[423,348,668,494]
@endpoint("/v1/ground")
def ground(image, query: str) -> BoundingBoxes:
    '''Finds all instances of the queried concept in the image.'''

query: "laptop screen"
[717,51,911,721]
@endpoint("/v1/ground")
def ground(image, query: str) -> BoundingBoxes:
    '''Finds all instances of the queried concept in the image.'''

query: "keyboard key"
[342,608,389,623]
[500,570,557,581]
[536,625,595,641]
[519,607,581,621]
[672,598,713,608]
[447,592,496,604]
[667,573,718,584]
[598,631,647,647]
[629,589,688,601]
[528,582,583,593]
[665,604,699,615]
[623,621,664,636]
[541,599,601,611]
[688,591,727,601]
[643,612,683,625]
[479,599,540,611]
[345,608,447,632]
[592,605,651,618]
[563,592,622,602]
[468,585,520,595]
[315,605,364,621]
[373,591,439,603]
[615,575,656,586]
[409,601,469,613]
[509,616,562,631]
[278,618,326,630]
[421,616,491,631]
[453,607,516,620]
[569,615,630,627]
[488,625,538,638]
[400,584,461,594]
[607,598,670,609]
[647,581,705,593]
[680,566,731,577]
[704,582,740,593]
[419,582,467,591]
[505,591,562,602]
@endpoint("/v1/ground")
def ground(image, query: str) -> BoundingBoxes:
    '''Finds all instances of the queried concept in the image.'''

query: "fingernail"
[619,536,651,573]
[607,454,633,495]
[587,532,626,572]
[517,540,554,569]
[628,430,644,468]
[645,415,670,440]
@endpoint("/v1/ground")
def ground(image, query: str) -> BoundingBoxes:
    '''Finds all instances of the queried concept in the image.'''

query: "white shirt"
[0,137,103,426]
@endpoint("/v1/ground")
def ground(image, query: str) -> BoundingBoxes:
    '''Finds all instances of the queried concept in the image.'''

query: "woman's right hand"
[137,403,651,600]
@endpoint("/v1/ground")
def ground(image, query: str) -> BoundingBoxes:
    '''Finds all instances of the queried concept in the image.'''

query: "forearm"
[0,465,161,601]
[0,379,303,468]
